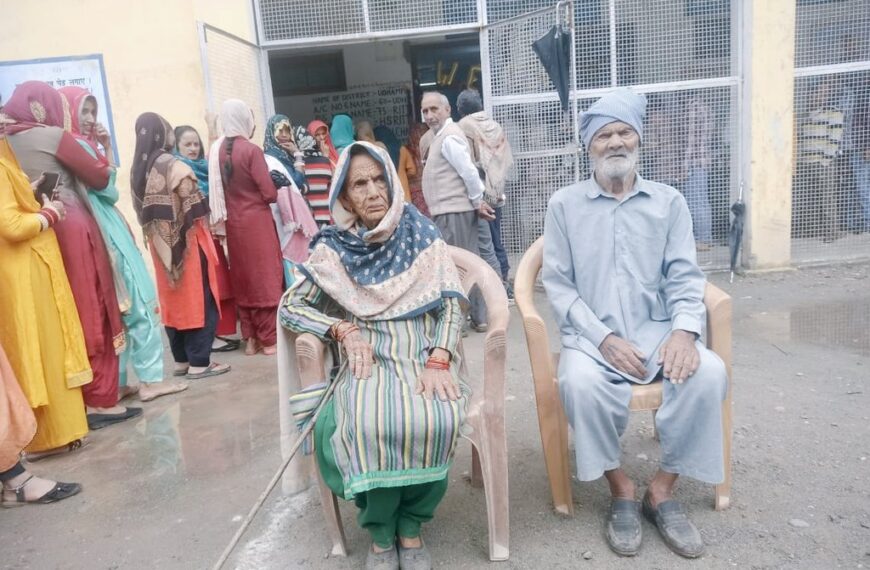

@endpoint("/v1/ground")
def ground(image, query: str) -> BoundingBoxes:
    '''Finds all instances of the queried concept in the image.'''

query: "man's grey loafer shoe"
[606,498,643,556]
[642,494,705,558]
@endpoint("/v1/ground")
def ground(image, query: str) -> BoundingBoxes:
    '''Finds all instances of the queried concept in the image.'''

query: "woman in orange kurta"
[401,123,431,217]
[130,113,229,380]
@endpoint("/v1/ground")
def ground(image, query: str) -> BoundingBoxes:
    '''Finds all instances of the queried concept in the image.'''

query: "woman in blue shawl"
[263,114,307,191]
[279,142,469,568]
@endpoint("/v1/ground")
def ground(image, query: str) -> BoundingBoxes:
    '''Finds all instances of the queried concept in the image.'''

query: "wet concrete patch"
[749,300,870,356]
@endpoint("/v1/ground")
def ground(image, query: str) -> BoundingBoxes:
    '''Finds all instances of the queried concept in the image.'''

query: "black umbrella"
[532,24,572,111]
[728,183,745,283]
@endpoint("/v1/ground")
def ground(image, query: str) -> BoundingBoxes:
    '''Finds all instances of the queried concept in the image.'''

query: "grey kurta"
[543,174,726,483]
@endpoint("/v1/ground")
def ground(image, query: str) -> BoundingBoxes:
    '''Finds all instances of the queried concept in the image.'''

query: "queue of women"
[0,79,439,517]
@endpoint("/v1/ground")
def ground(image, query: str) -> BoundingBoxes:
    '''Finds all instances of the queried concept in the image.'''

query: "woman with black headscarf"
[131,112,230,380]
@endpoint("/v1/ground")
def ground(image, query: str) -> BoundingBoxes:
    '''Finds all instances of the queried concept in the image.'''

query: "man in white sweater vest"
[419,91,495,331]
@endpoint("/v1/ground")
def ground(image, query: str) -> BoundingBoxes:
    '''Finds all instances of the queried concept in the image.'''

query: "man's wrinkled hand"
[415,368,459,401]
[341,330,373,380]
[599,333,647,379]
[657,330,699,384]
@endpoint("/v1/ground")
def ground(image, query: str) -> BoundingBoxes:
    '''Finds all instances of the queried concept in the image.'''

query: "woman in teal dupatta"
[173,121,240,351]
[329,114,355,153]
[59,87,187,402]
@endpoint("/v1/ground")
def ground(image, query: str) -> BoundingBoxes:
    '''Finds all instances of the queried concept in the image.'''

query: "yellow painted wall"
[742,0,795,269]
[0,0,253,237]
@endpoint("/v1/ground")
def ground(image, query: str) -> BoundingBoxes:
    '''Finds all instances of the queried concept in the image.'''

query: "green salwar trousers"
[314,400,448,548]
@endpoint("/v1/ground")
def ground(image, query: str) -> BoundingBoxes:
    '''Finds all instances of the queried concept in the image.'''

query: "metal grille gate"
[483,2,581,266]
[792,0,870,266]
[198,23,273,140]
[255,0,480,46]
[485,1,739,271]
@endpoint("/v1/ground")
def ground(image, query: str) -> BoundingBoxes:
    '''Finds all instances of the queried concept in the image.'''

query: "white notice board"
[0,54,119,164]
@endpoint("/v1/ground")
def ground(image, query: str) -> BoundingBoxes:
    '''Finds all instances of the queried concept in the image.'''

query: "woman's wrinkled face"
[339,152,390,229]
[314,127,328,143]
[79,98,97,136]
[178,131,201,159]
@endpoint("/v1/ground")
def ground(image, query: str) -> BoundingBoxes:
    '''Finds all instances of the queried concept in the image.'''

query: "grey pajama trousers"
[557,341,728,484]
[433,210,488,326]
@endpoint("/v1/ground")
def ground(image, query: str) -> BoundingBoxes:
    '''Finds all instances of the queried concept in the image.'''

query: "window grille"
[793,0,870,265]
[487,1,737,270]
[257,0,477,44]
[258,0,365,43]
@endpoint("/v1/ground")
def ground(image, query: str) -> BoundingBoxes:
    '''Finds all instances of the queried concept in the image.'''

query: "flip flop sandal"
[1,476,82,508]
[173,367,189,377]
[86,407,143,430]
[185,362,231,380]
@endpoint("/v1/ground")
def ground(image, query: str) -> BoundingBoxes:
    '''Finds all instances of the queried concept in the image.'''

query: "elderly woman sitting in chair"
[280,141,469,570]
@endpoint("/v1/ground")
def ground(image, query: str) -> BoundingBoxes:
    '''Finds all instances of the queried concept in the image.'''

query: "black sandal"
[212,337,241,353]
[86,407,143,430]
[1,476,82,508]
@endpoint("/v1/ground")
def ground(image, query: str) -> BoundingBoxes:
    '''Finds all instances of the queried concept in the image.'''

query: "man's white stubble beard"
[592,148,640,182]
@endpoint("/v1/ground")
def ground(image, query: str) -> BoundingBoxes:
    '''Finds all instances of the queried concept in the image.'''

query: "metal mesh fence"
[488,1,736,271]
[492,100,576,156]
[502,153,578,259]
[486,4,579,269]
[638,86,737,269]
[258,0,365,42]
[258,0,476,43]
[203,25,269,143]
[615,0,732,85]
[249,0,870,269]
[795,0,870,68]
[368,0,477,31]
[792,1,870,264]
[487,8,566,98]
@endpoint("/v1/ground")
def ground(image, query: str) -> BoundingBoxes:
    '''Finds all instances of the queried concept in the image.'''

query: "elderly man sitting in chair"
[542,89,727,559]
[280,141,469,570]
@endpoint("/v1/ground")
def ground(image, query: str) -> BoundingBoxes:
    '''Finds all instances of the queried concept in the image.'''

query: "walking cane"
[212,360,347,570]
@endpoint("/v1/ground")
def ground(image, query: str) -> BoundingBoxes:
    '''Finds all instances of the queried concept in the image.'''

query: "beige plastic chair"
[514,236,733,516]
[277,245,511,561]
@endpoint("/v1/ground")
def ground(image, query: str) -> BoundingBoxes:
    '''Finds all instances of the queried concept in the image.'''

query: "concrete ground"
[2,263,868,570]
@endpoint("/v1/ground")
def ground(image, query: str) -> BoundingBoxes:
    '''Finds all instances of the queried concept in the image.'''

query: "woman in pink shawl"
[308,119,339,167]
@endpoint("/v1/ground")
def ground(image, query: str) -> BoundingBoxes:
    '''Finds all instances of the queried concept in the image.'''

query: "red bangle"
[330,321,359,343]
[41,208,58,225]
[39,208,59,226]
